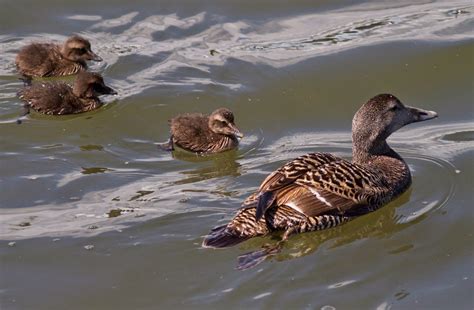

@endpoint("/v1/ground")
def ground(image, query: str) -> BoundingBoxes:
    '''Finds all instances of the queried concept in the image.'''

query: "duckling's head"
[208,108,243,138]
[352,94,437,157]
[73,72,117,99]
[61,35,102,63]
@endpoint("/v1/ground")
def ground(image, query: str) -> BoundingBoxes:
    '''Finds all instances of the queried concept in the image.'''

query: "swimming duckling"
[203,94,438,268]
[16,35,102,78]
[163,108,243,154]
[18,71,116,115]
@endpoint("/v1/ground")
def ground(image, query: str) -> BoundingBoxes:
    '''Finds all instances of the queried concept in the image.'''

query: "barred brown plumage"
[203,94,438,270]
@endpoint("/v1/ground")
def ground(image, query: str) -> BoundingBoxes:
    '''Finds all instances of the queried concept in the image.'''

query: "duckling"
[15,35,102,78]
[18,71,117,115]
[203,94,438,260]
[163,108,243,154]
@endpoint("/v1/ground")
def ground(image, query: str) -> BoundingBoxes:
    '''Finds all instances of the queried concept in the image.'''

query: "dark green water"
[1,1,473,309]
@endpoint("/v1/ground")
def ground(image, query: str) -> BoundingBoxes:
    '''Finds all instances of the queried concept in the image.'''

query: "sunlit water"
[1,0,473,309]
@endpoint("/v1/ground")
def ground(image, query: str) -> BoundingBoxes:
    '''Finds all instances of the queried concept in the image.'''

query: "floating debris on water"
[8,242,16,247]
[108,209,123,218]
[18,222,31,227]
[84,245,94,250]
[446,9,469,17]
[88,225,99,230]
[107,208,135,218]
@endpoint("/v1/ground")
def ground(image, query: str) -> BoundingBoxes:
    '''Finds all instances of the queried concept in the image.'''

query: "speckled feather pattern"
[203,152,409,248]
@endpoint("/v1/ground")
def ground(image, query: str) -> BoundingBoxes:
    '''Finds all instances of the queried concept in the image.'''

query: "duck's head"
[73,72,117,99]
[61,35,102,63]
[352,94,437,157]
[208,108,243,138]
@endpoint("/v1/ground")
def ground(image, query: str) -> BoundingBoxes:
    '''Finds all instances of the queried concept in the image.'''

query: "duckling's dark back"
[16,43,54,77]
[170,113,215,152]
[16,43,83,77]
[18,82,90,115]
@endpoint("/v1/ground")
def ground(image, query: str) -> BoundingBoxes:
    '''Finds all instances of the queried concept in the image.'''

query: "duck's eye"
[389,105,400,111]
[77,47,87,54]
[220,120,227,126]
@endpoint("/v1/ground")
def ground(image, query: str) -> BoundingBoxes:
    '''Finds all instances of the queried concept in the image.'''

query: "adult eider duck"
[202,94,438,265]
[162,108,243,154]
[18,71,117,115]
[16,35,102,78]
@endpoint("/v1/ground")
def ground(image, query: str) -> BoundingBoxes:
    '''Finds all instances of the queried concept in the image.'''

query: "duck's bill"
[98,85,117,95]
[88,51,103,62]
[228,123,243,138]
[235,131,244,139]
[233,128,244,139]
[408,106,438,122]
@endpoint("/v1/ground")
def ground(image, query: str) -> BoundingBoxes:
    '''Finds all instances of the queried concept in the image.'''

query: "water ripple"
[1,121,469,240]
[0,1,472,101]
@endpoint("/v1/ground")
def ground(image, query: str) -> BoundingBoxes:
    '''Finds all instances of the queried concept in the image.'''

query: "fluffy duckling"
[18,71,116,115]
[163,108,243,154]
[203,94,437,268]
[16,35,102,78]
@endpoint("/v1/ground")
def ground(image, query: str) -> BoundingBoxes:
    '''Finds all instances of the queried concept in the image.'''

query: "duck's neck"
[352,132,411,194]
[352,135,393,164]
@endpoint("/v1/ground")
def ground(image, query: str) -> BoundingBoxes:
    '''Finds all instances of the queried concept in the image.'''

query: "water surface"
[1,0,473,309]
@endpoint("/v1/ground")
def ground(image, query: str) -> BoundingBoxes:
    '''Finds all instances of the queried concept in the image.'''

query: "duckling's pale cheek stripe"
[308,188,333,207]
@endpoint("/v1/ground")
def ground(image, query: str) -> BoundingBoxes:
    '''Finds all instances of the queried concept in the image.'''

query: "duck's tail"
[202,206,269,248]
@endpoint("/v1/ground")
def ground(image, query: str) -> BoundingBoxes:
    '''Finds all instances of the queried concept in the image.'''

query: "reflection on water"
[171,149,242,184]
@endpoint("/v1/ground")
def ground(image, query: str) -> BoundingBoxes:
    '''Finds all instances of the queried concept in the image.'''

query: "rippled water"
[1,0,473,309]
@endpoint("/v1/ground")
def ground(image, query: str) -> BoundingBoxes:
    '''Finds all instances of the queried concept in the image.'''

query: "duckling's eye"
[220,120,227,126]
[389,105,400,111]
[77,47,87,54]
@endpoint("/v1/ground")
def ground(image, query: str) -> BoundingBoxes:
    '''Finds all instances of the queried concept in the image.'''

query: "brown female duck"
[18,71,116,115]
[163,108,243,154]
[16,35,102,78]
[203,94,438,254]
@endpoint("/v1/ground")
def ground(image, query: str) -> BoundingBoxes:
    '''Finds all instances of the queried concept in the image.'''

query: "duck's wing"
[242,153,340,218]
[291,160,389,217]
[251,156,389,220]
